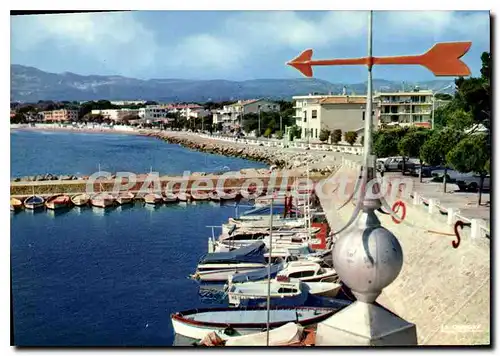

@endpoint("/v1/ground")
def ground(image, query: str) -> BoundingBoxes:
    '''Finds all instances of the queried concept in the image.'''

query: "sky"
[10,10,490,83]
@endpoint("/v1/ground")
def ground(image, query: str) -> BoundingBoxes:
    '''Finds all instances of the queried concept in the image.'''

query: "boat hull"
[23,196,45,210]
[71,194,90,206]
[195,266,266,282]
[171,306,336,341]
[91,197,115,208]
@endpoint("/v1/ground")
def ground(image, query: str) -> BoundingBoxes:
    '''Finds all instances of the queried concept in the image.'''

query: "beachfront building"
[110,100,147,106]
[292,94,379,143]
[213,99,280,132]
[143,105,170,123]
[42,109,79,122]
[375,89,433,128]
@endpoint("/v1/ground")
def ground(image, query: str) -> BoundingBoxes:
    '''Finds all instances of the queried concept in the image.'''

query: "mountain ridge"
[11,64,455,102]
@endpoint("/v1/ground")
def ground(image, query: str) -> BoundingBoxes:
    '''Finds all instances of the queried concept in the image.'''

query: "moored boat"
[192,242,267,282]
[10,197,23,212]
[23,195,45,210]
[171,306,336,341]
[277,261,338,283]
[178,192,192,202]
[200,322,306,346]
[116,191,134,205]
[162,193,178,203]
[144,193,163,205]
[208,190,221,201]
[45,194,71,210]
[91,192,115,208]
[71,193,90,206]
[191,190,210,201]
[227,280,303,307]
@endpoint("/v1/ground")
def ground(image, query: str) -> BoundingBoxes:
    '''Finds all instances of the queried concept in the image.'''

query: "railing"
[341,158,491,241]
[197,133,365,155]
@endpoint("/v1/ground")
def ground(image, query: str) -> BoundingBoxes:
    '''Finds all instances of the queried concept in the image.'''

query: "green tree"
[289,125,301,141]
[11,112,26,124]
[447,134,489,205]
[331,129,342,144]
[398,129,431,181]
[275,131,284,140]
[344,131,358,146]
[420,128,464,192]
[264,127,273,137]
[373,129,400,158]
[319,129,331,142]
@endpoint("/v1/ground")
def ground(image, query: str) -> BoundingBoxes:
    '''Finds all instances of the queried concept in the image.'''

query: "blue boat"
[23,195,45,210]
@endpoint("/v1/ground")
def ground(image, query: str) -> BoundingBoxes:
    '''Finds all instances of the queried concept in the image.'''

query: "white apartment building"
[110,100,147,106]
[293,95,379,142]
[91,109,140,122]
[144,105,170,122]
[213,99,280,131]
[376,90,433,128]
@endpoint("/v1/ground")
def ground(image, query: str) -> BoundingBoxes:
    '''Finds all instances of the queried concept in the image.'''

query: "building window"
[303,112,307,122]
[312,110,317,119]
[315,128,318,138]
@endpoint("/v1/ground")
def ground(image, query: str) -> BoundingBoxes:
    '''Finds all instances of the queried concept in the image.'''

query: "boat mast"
[266,194,274,346]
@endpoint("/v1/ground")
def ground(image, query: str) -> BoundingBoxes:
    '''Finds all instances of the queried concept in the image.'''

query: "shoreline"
[11,125,141,136]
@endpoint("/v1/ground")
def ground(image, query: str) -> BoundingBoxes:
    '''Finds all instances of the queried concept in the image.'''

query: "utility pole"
[258,108,261,138]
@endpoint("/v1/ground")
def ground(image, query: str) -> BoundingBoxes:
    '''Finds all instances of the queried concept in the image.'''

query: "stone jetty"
[140,130,345,174]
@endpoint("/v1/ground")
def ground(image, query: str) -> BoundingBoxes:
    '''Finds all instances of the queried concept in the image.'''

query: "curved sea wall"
[140,131,343,174]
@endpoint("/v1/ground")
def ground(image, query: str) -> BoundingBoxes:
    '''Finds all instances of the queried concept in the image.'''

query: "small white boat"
[301,281,342,298]
[209,190,221,201]
[171,306,335,341]
[277,261,338,282]
[178,192,192,202]
[162,193,178,203]
[71,193,90,206]
[227,280,302,307]
[10,197,23,212]
[91,192,115,208]
[144,193,162,205]
[191,190,210,201]
[200,322,305,346]
[116,192,134,205]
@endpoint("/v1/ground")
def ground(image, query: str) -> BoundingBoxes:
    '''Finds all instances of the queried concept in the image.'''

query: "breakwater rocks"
[12,174,85,182]
[141,131,340,175]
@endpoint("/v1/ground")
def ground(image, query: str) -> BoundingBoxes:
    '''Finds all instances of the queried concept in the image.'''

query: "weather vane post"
[287,10,471,346]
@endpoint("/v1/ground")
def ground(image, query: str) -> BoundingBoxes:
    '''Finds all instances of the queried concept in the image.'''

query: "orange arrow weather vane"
[287,42,472,77]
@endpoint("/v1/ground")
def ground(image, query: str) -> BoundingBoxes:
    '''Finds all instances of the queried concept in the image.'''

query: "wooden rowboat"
[10,197,23,212]
[23,195,45,210]
[45,194,71,210]
[71,193,90,206]
[116,192,134,205]
[171,306,336,341]
[91,192,115,208]
[144,193,163,205]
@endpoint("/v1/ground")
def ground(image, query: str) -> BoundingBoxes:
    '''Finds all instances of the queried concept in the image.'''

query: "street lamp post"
[431,84,453,129]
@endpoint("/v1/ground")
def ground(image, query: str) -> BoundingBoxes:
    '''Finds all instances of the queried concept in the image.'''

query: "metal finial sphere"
[332,210,403,303]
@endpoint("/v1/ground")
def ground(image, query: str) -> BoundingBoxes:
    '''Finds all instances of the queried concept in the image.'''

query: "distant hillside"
[10,64,455,103]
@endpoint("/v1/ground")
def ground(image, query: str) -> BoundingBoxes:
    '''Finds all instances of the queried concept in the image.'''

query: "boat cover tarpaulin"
[201,242,266,264]
[231,262,285,284]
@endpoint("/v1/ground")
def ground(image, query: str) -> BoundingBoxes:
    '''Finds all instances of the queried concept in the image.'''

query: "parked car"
[409,165,445,178]
[378,157,419,173]
[456,175,490,192]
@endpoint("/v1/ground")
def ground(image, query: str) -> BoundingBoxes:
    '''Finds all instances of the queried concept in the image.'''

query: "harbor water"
[10,130,265,346]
